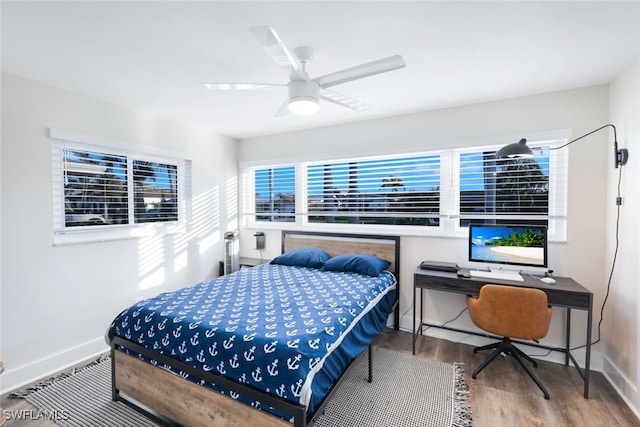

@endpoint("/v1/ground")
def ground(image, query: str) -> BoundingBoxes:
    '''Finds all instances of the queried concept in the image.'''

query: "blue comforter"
[107,264,396,415]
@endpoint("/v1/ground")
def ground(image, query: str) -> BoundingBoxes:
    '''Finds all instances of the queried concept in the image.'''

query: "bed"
[107,230,400,426]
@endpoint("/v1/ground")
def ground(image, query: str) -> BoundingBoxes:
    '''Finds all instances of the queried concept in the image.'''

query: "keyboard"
[469,270,524,282]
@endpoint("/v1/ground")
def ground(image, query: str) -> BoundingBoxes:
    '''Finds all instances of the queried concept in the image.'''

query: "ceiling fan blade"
[249,26,305,79]
[314,55,405,89]
[274,99,290,117]
[320,89,371,111]
[202,83,285,90]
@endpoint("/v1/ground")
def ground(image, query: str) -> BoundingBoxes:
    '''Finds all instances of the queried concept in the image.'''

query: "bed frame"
[110,230,401,427]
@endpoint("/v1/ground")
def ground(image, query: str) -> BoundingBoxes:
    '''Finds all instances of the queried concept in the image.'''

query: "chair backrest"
[467,284,552,340]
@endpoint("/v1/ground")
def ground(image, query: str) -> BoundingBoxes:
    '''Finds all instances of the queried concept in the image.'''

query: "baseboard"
[602,356,640,421]
[1,337,109,394]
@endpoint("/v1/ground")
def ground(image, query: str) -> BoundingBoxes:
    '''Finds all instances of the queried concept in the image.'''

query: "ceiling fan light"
[288,96,319,115]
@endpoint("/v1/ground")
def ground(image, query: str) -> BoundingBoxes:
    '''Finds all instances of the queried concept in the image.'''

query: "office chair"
[467,284,553,399]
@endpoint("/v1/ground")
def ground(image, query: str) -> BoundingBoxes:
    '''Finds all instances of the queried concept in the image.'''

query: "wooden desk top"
[414,268,592,310]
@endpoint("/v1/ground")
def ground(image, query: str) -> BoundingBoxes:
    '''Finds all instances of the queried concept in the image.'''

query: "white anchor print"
[229,354,239,369]
[172,325,182,338]
[244,346,256,361]
[308,338,321,350]
[264,340,278,353]
[223,335,235,349]
[252,367,262,382]
[190,332,199,346]
[287,354,302,370]
[267,359,279,376]
[208,342,218,356]
[291,379,303,397]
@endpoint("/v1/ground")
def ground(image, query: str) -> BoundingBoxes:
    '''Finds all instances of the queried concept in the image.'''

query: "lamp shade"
[496,138,534,158]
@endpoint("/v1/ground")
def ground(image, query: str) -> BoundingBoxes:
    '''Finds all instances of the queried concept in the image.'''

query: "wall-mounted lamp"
[497,124,629,168]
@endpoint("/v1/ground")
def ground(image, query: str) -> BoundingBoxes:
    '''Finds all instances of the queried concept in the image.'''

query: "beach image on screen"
[470,226,545,266]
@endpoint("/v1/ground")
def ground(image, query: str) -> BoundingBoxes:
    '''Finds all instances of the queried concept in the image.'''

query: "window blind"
[253,166,296,222]
[242,136,568,239]
[452,143,567,226]
[305,154,440,226]
[52,136,189,235]
[132,159,179,223]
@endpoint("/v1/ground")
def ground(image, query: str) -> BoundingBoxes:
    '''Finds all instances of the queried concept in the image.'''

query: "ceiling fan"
[203,26,406,116]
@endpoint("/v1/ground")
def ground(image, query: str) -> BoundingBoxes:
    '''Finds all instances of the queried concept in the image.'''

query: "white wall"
[239,74,640,417]
[0,73,238,392]
[2,67,636,416]
[605,58,640,416]
[238,85,613,369]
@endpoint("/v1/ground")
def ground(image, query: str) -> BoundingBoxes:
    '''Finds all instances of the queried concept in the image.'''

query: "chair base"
[472,337,550,400]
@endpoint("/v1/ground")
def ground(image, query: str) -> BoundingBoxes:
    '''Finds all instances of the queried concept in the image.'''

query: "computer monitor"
[468,224,548,269]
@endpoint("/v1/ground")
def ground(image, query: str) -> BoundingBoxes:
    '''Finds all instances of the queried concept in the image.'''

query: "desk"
[413,268,593,398]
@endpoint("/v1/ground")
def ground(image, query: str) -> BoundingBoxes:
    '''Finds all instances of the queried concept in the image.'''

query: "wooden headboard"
[281,230,401,329]
[281,230,400,275]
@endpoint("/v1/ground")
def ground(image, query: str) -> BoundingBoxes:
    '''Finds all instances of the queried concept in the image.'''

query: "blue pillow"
[324,253,391,277]
[270,247,331,269]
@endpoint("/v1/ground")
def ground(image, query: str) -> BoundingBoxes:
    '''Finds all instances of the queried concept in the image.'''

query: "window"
[242,134,567,239]
[254,166,296,222]
[132,160,178,224]
[63,148,129,227]
[51,129,191,242]
[306,155,440,226]
[458,147,551,227]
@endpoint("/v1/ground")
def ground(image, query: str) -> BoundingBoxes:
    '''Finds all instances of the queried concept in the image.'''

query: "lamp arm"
[550,124,616,151]
[550,124,628,168]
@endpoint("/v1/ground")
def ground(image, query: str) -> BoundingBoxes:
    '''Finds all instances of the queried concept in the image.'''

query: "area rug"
[314,347,472,427]
[11,348,471,427]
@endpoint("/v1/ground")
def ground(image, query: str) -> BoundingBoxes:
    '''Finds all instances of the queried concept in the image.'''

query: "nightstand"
[239,257,270,268]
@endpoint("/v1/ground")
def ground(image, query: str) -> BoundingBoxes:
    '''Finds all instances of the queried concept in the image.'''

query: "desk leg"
[412,283,417,355]
[419,288,424,336]
[585,305,592,398]
[565,309,571,366]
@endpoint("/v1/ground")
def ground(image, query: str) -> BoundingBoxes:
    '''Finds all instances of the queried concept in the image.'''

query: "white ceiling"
[2,1,639,139]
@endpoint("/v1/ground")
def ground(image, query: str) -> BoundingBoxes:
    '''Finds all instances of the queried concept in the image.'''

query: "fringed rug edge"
[452,362,473,427]
[8,353,110,399]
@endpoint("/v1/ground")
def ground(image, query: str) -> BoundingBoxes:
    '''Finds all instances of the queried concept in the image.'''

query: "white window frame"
[242,163,298,227]
[241,131,569,241]
[50,128,192,246]
[446,139,568,241]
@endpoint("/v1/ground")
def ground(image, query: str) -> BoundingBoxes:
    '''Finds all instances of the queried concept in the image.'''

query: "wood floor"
[2,329,639,426]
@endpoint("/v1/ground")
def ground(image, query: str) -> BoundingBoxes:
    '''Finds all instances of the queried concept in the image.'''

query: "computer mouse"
[540,277,556,285]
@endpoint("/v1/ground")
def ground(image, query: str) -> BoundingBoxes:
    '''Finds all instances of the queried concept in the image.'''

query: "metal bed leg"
[368,344,373,383]
[110,345,118,401]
